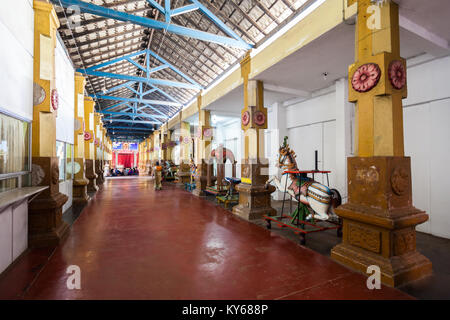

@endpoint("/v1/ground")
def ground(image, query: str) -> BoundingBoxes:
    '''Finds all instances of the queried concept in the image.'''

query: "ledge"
[0,186,49,211]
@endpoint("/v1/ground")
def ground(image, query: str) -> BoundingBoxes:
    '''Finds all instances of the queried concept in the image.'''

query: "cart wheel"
[300,234,306,245]
[266,220,272,230]
[337,227,343,238]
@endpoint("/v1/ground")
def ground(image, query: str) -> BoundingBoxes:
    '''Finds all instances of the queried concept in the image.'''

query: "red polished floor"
[5,177,412,300]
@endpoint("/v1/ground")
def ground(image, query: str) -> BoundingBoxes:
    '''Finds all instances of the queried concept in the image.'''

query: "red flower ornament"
[242,111,250,126]
[51,89,59,111]
[253,111,266,127]
[351,63,381,93]
[84,132,92,141]
[389,60,406,90]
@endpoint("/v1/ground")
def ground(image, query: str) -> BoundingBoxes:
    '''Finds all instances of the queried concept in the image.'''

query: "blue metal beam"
[51,0,252,49]
[138,104,169,118]
[104,126,154,131]
[190,0,249,48]
[145,0,165,14]
[99,110,166,121]
[92,94,182,107]
[165,0,171,22]
[171,4,199,17]
[86,50,145,71]
[102,101,128,111]
[109,119,159,125]
[78,68,201,90]
[101,81,136,95]
[147,50,199,87]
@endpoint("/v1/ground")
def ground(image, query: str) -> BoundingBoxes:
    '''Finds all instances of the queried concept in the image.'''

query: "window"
[56,141,65,182]
[66,144,74,180]
[56,141,74,182]
[0,111,31,192]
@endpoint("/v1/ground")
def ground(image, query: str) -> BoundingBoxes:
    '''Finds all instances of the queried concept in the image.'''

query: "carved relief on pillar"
[348,223,381,254]
[29,157,69,248]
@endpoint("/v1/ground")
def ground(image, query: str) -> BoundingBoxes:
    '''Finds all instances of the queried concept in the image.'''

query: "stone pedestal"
[85,159,98,192]
[72,158,90,205]
[177,163,191,184]
[331,157,432,287]
[29,157,69,248]
[95,160,104,187]
[233,160,276,220]
[193,162,215,197]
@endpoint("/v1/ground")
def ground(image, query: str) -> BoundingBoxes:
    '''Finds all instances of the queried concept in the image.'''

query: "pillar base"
[73,178,90,205]
[85,159,99,192]
[232,184,276,220]
[192,175,208,197]
[95,160,104,187]
[331,156,432,287]
[29,156,69,248]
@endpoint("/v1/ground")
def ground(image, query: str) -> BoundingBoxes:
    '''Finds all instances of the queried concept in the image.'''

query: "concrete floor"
[0,177,411,300]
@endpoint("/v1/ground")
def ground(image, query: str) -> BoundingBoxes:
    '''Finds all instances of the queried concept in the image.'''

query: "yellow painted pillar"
[72,72,90,204]
[84,97,98,192]
[233,53,276,220]
[331,0,431,287]
[192,95,215,196]
[28,0,69,248]
[177,119,192,184]
[94,113,104,186]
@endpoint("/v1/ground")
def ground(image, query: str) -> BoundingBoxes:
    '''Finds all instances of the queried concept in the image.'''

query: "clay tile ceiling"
[52,0,315,140]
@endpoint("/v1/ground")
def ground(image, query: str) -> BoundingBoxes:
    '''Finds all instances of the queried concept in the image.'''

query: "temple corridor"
[0,178,410,300]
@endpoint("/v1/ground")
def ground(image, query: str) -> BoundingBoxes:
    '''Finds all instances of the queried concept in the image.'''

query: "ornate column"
[84,97,98,192]
[331,0,432,287]
[178,119,192,184]
[72,72,90,205]
[193,96,214,197]
[29,0,69,247]
[147,136,153,175]
[94,113,104,186]
[232,53,276,220]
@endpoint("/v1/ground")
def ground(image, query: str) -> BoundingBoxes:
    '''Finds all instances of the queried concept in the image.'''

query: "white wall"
[268,54,450,239]
[0,0,34,275]
[55,36,75,213]
[55,36,75,145]
[212,118,242,178]
[267,85,351,200]
[403,55,450,238]
[0,0,34,120]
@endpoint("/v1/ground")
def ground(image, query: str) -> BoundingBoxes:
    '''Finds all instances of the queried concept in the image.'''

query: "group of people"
[107,167,140,177]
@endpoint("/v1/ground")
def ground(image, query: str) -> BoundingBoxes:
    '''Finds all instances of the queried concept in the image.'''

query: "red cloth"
[118,154,133,168]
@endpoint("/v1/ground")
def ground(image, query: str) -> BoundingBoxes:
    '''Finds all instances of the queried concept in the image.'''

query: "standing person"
[153,161,163,190]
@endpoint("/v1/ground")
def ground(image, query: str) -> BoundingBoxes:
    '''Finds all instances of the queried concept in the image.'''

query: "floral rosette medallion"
[51,89,59,111]
[242,111,250,126]
[388,60,406,90]
[84,132,92,141]
[253,111,266,126]
[351,63,381,93]
[203,128,212,138]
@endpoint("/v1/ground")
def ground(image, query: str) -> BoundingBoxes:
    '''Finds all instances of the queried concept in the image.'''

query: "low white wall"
[0,200,28,275]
